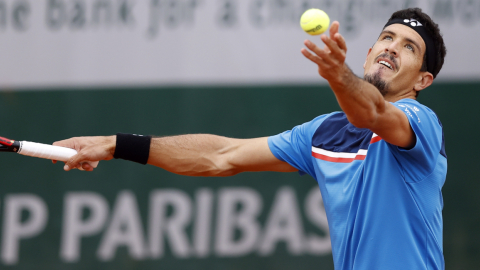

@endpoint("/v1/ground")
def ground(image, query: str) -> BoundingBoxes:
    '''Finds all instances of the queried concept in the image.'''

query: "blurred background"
[0,0,479,269]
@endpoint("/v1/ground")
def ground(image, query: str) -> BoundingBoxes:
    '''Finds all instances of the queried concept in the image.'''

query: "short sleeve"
[390,100,445,182]
[268,114,331,178]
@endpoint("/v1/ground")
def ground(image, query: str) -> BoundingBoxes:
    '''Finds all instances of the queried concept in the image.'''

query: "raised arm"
[301,22,416,149]
[53,135,297,174]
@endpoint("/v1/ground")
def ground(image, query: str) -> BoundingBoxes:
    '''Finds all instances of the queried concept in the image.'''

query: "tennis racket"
[0,136,77,162]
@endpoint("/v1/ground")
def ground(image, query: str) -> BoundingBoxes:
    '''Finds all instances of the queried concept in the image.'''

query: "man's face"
[363,24,426,96]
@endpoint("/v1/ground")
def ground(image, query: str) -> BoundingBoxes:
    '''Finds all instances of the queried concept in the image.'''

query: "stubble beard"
[364,71,390,96]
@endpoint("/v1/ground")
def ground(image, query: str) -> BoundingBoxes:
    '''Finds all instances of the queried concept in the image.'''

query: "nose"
[385,41,400,57]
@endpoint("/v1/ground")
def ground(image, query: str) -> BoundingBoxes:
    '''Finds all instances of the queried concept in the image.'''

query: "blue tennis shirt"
[268,99,447,270]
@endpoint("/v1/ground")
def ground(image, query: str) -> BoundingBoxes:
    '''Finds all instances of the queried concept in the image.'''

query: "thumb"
[64,152,86,171]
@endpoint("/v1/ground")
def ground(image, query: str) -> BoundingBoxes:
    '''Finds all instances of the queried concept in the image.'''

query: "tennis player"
[54,8,447,270]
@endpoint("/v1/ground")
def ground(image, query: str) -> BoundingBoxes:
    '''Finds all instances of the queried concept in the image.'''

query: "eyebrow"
[380,30,422,53]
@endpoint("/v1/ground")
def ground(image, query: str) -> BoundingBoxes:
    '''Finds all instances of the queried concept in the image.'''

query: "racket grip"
[18,141,78,162]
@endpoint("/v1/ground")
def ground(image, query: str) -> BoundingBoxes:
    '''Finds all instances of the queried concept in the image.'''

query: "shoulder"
[393,99,435,115]
[392,99,446,158]
[392,99,440,124]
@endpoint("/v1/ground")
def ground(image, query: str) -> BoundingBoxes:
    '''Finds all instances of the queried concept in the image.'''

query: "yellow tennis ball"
[300,9,330,35]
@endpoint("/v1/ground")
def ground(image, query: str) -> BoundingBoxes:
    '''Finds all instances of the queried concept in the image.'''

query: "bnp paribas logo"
[404,18,423,27]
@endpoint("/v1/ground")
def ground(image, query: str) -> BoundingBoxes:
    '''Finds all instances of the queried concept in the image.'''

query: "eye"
[405,44,414,52]
[383,35,393,41]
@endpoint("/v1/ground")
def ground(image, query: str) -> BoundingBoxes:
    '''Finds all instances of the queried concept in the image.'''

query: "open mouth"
[377,60,393,70]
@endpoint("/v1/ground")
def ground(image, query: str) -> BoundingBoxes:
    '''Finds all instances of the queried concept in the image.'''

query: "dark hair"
[387,8,447,79]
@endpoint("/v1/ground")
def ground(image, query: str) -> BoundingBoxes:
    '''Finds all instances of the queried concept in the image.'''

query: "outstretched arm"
[301,22,415,149]
[53,135,297,175]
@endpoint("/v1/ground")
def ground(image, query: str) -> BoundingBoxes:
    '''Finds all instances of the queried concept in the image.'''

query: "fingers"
[302,41,329,68]
[302,21,348,82]
[52,159,90,170]
[64,153,93,172]
[329,21,347,52]
[305,37,336,67]
[53,138,84,170]
[302,22,347,67]
[64,154,81,171]
[53,136,115,171]
[334,33,347,52]
[301,48,323,67]
[82,162,94,172]
[53,138,80,170]
[90,161,99,168]
[83,161,99,170]
[304,39,331,59]
[329,21,339,38]
[63,147,107,172]
[62,161,97,172]
[323,44,331,54]
[321,34,346,62]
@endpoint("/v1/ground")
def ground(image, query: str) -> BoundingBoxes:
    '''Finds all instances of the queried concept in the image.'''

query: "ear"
[413,72,434,91]
[363,48,373,69]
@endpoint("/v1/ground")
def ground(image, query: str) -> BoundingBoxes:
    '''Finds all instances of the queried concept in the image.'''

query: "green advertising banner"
[0,82,478,269]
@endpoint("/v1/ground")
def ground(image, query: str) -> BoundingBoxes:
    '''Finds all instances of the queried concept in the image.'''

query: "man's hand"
[301,21,348,83]
[52,136,116,171]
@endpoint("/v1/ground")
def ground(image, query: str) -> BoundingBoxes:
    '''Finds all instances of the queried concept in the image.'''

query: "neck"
[383,90,417,102]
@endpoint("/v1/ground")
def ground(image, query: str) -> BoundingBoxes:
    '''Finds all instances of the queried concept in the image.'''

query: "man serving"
[54,8,447,270]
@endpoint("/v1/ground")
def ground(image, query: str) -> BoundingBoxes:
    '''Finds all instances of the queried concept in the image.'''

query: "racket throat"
[0,140,20,153]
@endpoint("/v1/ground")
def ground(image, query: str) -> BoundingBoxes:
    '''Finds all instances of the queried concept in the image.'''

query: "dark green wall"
[421,83,480,270]
[0,82,478,269]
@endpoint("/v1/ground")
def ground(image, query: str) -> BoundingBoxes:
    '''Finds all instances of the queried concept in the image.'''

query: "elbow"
[185,167,240,177]
[205,154,244,177]
[168,157,238,177]
[206,159,240,177]
[178,170,238,177]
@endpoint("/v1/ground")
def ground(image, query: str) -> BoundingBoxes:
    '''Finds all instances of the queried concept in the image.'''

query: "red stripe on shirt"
[311,152,367,163]
[370,136,383,144]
